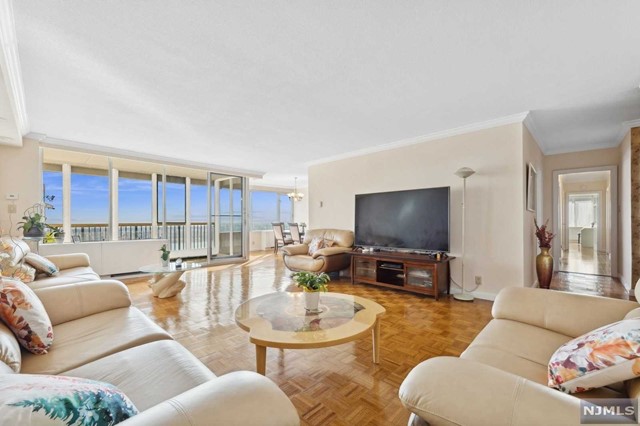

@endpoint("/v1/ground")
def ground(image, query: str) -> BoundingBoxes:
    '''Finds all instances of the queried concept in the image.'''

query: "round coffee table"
[235,292,385,375]
[139,262,206,298]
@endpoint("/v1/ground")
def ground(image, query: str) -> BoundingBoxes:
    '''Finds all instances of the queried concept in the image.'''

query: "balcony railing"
[53,223,210,252]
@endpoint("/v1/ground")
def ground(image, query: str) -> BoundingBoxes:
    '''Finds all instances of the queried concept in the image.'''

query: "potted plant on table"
[534,218,555,289]
[292,271,330,312]
[160,244,171,267]
[17,203,49,238]
[45,225,65,243]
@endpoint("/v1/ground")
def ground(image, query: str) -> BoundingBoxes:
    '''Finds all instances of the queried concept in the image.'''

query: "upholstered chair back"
[303,229,354,248]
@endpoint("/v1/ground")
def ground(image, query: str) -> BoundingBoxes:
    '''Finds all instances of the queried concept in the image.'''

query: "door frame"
[552,165,617,277]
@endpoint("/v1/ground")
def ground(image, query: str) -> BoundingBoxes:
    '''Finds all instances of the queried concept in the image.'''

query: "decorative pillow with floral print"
[0,237,30,264]
[0,277,53,354]
[1,263,37,283]
[548,319,640,393]
[0,374,139,425]
[308,238,334,256]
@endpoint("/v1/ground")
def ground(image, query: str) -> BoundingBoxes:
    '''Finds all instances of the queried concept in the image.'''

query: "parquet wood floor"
[124,252,493,425]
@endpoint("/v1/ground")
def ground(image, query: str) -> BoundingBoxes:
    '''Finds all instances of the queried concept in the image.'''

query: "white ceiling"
[9,1,640,185]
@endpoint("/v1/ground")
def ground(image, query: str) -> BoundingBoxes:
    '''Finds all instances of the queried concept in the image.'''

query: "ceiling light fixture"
[287,177,304,202]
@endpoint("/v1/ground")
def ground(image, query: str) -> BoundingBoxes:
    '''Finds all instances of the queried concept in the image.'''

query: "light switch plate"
[5,193,18,200]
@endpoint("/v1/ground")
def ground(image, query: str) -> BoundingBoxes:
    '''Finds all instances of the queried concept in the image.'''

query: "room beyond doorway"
[553,168,615,277]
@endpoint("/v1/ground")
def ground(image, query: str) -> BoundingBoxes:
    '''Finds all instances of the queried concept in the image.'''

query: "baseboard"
[470,291,497,301]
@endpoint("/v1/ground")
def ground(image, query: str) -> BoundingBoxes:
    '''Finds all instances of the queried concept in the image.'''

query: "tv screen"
[355,187,450,251]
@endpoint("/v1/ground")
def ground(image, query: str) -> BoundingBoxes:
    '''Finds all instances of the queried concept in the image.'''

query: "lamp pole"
[454,167,475,302]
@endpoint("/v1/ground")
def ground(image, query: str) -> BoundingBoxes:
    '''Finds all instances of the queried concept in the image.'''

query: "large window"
[190,179,208,249]
[71,167,110,241]
[42,167,63,225]
[160,176,186,223]
[250,191,293,230]
[119,172,152,240]
[568,194,599,228]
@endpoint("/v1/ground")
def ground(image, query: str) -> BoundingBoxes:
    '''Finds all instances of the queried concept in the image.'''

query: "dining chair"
[288,223,303,243]
[272,222,294,253]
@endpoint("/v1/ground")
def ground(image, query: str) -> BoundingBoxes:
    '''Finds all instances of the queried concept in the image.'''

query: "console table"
[350,251,454,300]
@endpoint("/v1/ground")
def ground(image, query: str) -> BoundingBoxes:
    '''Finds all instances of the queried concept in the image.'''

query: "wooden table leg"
[256,345,267,375]
[372,318,381,364]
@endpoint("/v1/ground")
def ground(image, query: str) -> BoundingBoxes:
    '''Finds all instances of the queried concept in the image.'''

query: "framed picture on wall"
[527,163,537,212]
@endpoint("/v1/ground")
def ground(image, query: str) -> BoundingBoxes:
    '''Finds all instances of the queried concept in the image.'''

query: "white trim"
[523,113,548,154]
[471,291,497,301]
[552,165,618,278]
[29,133,265,179]
[0,0,28,142]
[305,112,530,166]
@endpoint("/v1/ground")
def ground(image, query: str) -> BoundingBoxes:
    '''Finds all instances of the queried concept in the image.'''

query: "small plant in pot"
[45,225,65,243]
[17,204,49,238]
[293,271,330,312]
[160,244,171,267]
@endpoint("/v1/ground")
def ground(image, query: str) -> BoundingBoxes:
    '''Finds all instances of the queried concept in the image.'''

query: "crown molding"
[0,0,28,140]
[305,112,530,167]
[28,133,266,179]
[522,112,549,154]
[614,117,640,147]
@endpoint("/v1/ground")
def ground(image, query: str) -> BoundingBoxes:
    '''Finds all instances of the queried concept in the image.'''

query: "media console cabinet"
[350,251,454,300]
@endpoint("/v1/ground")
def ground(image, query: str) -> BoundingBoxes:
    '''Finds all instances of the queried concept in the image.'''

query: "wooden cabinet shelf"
[350,251,453,300]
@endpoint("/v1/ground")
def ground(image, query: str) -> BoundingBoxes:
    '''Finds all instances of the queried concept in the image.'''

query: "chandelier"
[287,177,304,201]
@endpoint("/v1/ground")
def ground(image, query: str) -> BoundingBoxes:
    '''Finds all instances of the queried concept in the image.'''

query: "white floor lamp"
[454,167,475,302]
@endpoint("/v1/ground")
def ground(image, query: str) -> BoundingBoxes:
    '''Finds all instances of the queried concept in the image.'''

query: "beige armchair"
[399,286,640,426]
[282,229,354,273]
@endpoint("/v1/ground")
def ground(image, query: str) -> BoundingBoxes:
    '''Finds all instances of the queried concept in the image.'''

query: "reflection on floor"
[559,242,611,276]
[124,251,493,425]
[551,272,630,300]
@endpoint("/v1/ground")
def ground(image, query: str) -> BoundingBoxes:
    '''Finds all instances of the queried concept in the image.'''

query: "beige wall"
[0,138,42,236]
[293,186,309,226]
[523,125,544,287]
[309,123,526,299]
[619,131,631,287]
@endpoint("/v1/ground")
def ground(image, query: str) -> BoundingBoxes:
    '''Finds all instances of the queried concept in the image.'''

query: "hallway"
[558,242,612,276]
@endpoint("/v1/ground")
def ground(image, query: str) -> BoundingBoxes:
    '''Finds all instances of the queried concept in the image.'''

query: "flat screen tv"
[355,187,450,252]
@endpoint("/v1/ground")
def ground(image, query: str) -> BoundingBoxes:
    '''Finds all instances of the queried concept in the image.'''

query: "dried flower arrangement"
[534,218,555,248]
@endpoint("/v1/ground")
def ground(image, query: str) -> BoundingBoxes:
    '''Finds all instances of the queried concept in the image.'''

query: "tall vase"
[304,291,320,312]
[536,247,553,289]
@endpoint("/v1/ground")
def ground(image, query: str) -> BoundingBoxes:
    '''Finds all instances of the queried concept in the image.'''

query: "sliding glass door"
[207,172,247,261]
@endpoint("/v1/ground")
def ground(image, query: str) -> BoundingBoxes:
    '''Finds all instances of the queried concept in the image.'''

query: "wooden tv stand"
[350,251,454,300]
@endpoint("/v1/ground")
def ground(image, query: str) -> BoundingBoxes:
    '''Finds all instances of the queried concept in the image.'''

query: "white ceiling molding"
[306,112,530,167]
[0,0,28,145]
[523,112,548,155]
[29,133,265,179]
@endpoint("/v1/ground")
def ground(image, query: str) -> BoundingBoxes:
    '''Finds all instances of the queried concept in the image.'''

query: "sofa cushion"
[28,266,100,290]
[1,262,37,283]
[284,254,325,273]
[549,318,640,393]
[0,374,138,424]
[21,307,172,375]
[24,253,59,276]
[308,237,333,255]
[0,277,54,354]
[303,229,353,248]
[460,319,572,385]
[0,321,21,372]
[64,340,216,411]
[0,237,30,264]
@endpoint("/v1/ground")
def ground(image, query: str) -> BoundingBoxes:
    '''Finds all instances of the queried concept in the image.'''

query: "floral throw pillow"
[308,237,327,255]
[24,253,59,277]
[0,237,30,264]
[1,263,37,283]
[0,374,139,425]
[548,319,640,393]
[0,277,53,354]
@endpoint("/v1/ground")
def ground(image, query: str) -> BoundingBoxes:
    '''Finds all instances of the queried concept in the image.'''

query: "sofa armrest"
[311,246,353,259]
[281,244,309,256]
[399,357,581,426]
[121,371,299,426]
[45,253,91,270]
[34,280,132,326]
[493,287,637,337]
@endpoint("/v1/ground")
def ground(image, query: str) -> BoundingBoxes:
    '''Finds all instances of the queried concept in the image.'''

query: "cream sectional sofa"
[399,286,640,426]
[0,280,299,425]
[30,253,100,289]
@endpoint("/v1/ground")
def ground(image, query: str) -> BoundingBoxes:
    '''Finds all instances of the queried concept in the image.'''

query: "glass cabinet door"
[406,266,434,289]
[354,258,376,280]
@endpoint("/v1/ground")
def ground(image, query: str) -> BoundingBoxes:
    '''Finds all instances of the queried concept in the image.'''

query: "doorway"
[207,172,248,262]
[553,168,616,277]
